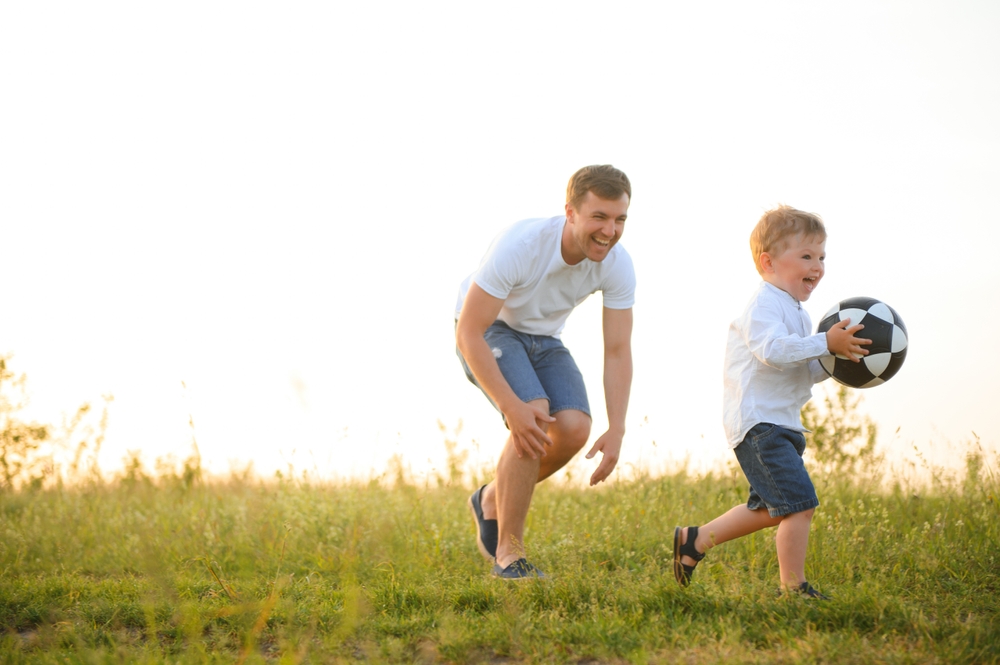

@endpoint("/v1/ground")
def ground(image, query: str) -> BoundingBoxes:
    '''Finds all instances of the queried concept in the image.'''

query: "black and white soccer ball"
[816,297,908,389]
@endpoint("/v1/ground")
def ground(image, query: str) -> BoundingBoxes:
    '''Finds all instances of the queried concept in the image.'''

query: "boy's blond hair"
[750,205,826,276]
[566,165,631,210]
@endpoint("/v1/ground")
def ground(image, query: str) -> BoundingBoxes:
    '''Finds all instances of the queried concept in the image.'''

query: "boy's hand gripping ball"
[817,297,908,389]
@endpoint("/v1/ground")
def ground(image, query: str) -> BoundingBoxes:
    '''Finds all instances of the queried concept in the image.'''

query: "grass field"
[1,441,998,665]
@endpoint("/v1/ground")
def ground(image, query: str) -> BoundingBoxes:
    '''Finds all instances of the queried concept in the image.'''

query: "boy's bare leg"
[775,508,814,588]
[678,505,782,567]
[484,406,591,569]
[680,506,817,587]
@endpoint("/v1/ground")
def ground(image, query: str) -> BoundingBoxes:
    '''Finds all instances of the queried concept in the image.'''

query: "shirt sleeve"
[742,297,830,370]
[809,358,831,384]
[600,249,636,309]
[472,229,525,300]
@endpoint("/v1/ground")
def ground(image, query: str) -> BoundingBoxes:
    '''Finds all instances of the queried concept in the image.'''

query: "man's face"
[563,190,629,265]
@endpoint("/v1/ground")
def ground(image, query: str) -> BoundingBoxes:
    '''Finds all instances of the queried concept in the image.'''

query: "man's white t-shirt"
[455,216,636,338]
[723,281,831,449]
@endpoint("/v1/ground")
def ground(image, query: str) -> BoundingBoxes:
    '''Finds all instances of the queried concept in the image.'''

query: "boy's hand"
[825,318,872,362]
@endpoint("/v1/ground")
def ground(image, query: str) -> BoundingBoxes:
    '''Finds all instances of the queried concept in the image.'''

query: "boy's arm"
[455,283,555,459]
[585,306,633,486]
[747,303,871,370]
[809,358,830,384]
[744,303,828,369]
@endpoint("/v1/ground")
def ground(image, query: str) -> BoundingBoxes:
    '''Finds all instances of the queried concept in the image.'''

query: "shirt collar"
[761,281,801,309]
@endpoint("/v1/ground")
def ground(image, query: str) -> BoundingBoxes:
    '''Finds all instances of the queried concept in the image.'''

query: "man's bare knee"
[551,410,591,451]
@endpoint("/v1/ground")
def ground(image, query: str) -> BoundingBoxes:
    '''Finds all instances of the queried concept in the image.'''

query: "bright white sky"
[2,1,998,483]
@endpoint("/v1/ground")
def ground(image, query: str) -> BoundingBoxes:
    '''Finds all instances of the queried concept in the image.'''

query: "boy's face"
[760,234,826,302]
[562,190,629,265]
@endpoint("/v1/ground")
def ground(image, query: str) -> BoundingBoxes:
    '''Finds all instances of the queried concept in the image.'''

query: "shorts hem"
[760,497,820,519]
[550,405,591,418]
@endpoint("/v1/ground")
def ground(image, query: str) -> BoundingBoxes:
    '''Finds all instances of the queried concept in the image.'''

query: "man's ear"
[565,201,576,223]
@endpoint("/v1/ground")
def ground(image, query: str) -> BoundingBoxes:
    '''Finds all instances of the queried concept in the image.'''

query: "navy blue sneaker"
[467,485,498,561]
[492,558,545,579]
[785,582,829,600]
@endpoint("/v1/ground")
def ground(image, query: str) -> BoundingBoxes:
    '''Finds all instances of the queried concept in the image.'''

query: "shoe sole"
[672,526,686,586]
[492,570,542,580]
[467,491,495,563]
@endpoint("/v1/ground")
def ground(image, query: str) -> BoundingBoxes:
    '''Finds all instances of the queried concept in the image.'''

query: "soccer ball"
[816,297,908,389]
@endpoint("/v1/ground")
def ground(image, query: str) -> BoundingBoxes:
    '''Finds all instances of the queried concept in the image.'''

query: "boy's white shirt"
[455,215,635,338]
[723,281,830,449]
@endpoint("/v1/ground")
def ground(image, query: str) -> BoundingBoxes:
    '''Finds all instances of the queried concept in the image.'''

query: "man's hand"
[825,318,872,362]
[457,284,557,460]
[585,430,623,485]
[506,400,555,460]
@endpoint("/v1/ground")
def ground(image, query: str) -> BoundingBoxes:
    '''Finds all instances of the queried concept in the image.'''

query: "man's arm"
[455,282,555,459]
[585,306,633,485]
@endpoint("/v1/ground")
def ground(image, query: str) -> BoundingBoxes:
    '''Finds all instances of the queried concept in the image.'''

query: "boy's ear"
[759,252,774,273]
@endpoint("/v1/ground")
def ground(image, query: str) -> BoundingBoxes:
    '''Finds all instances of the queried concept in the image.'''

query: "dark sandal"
[673,526,706,587]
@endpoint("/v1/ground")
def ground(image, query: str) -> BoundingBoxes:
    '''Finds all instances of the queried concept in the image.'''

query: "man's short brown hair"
[566,165,631,210]
[750,205,826,276]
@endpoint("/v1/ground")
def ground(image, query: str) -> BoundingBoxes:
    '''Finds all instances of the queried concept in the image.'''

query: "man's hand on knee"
[507,401,555,459]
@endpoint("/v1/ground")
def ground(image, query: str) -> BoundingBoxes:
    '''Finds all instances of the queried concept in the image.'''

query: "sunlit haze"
[3,2,998,482]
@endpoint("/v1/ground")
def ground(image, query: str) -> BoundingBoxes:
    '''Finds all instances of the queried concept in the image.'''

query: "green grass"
[1,454,999,664]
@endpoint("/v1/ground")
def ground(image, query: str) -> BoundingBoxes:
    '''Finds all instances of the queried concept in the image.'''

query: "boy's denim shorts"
[456,320,591,423]
[733,423,819,518]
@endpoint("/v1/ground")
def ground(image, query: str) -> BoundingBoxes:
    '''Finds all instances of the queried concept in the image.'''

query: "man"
[455,164,635,579]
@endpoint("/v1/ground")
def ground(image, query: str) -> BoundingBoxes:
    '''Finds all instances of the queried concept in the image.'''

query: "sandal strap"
[680,525,706,562]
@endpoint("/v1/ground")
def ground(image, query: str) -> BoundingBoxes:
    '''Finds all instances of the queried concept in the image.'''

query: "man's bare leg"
[493,434,540,568]
[485,406,591,569]
[537,409,591,481]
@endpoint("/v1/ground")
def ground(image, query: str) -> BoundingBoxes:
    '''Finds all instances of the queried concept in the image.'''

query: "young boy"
[673,205,871,598]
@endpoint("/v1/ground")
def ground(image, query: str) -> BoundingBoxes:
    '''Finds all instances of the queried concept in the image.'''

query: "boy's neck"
[762,279,800,305]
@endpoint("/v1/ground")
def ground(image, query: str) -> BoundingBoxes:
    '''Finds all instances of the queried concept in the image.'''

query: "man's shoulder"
[595,244,635,285]
[485,216,563,264]
[606,242,634,266]
[498,215,563,242]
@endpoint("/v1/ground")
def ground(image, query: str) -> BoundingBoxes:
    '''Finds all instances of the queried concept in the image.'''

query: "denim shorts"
[733,423,819,518]
[456,320,591,423]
